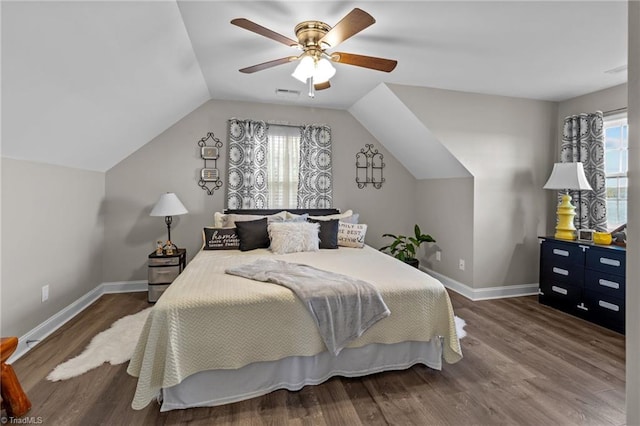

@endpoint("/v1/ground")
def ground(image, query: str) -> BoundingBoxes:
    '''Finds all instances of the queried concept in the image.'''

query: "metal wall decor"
[197,132,223,195]
[355,143,385,189]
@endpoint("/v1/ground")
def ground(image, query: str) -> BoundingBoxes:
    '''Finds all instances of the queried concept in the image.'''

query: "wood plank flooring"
[6,290,625,425]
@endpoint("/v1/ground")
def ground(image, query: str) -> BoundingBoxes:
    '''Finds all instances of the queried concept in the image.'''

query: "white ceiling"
[181,0,628,108]
[1,1,628,171]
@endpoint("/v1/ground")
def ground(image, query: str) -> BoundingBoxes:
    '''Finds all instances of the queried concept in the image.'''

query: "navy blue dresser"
[538,236,626,334]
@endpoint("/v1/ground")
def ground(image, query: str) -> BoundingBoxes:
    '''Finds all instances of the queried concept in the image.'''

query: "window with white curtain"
[604,113,628,230]
[267,125,300,209]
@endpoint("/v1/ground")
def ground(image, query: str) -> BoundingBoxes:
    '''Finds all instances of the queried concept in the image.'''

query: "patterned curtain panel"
[227,119,269,209]
[297,125,333,208]
[560,112,607,231]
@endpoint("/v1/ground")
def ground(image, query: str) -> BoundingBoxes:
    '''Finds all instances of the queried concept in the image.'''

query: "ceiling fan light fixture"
[313,57,336,84]
[234,9,397,93]
[292,55,315,83]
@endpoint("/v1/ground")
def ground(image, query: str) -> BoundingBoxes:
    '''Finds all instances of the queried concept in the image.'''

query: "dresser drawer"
[149,256,181,266]
[539,281,581,310]
[585,271,625,300]
[584,292,625,333]
[540,262,584,287]
[541,240,586,266]
[585,248,625,276]
[148,265,180,284]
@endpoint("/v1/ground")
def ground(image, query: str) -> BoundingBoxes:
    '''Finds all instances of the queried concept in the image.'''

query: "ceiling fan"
[231,8,398,97]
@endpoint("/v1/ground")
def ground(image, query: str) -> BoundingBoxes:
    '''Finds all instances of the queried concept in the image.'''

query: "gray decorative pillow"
[308,218,339,249]
[235,218,270,251]
[202,227,240,250]
[268,222,320,254]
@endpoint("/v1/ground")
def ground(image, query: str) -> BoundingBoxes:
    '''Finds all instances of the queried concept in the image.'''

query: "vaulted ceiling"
[1,1,628,172]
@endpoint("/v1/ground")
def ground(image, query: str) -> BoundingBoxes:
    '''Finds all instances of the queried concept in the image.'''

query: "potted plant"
[380,224,436,268]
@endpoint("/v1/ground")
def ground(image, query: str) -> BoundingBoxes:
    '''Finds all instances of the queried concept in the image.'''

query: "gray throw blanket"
[226,258,390,355]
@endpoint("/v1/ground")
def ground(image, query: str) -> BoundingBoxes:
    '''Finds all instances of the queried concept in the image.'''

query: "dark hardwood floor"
[6,290,625,425]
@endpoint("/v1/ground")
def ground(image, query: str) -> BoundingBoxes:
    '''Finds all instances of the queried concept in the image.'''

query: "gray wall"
[103,99,417,282]
[388,84,557,289]
[1,158,105,337]
[415,177,474,284]
[557,83,627,124]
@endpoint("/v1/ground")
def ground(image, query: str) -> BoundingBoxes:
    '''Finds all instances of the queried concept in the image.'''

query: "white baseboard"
[8,280,147,364]
[421,267,539,301]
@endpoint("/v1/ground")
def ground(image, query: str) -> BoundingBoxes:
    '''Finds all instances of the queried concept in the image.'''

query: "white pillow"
[224,211,287,227]
[337,223,367,248]
[213,212,226,228]
[268,222,320,254]
[308,210,356,222]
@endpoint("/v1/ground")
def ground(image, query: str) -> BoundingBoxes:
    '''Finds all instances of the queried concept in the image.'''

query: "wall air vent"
[275,89,300,98]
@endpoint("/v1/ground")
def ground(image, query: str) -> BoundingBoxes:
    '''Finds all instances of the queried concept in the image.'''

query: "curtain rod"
[603,107,627,116]
[266,121,330,129]
[266,121,301,128]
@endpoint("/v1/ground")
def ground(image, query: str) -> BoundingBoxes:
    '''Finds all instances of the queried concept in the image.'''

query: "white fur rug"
[47,307,467,382]
[47,307,152,381]
[455,316,467,339]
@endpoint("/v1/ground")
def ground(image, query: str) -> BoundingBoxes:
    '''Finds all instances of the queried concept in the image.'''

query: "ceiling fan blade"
[240,57,297,74]
[319,8,375,48]
[331,52,397,72]
[231,18,299,47]
[314,81,331,91]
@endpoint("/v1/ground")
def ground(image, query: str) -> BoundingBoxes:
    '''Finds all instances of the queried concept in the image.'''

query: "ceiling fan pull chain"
[308,76,315,98]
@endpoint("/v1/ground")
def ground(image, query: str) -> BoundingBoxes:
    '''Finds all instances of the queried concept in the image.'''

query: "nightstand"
[148,248,186,303]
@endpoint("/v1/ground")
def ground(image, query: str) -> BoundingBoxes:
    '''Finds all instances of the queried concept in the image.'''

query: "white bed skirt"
[160,339,443,411]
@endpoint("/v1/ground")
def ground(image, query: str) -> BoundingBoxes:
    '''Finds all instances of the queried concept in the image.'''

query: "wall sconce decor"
[355,144,385,189]
[197,132,223,195]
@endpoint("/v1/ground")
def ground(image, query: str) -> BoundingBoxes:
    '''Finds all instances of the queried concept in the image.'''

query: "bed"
[127,209,463,411]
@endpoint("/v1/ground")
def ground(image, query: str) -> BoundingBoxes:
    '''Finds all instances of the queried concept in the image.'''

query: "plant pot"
[404,258,419,269]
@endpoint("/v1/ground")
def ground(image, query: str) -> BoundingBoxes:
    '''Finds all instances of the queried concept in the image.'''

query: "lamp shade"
[150,193,188,217]
[313,58,336,84]
[291,55,315,83]
[543,162,593,191]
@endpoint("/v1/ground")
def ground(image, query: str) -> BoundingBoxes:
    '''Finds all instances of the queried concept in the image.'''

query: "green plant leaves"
[380,224,436,261]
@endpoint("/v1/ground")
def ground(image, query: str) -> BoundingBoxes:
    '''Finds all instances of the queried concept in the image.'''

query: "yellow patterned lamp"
[543,162,593,240]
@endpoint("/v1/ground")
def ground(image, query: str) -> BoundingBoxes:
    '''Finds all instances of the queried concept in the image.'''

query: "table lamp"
[543,162,593,240]
[150,192,188,249]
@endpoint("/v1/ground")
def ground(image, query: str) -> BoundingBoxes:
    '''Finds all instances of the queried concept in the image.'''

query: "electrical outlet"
[436,251,441,261]
[42,285,49,302]
[459,259,465,271]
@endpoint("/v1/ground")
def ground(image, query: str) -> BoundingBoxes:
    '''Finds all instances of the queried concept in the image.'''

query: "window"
[227,119,332,210]
[604,114,628,230]
[267,125,300,209]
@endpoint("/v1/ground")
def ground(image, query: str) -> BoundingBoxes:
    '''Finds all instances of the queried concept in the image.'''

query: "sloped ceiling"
[350,83,471,179]
[1,1,628,173]
[1,1,209,172]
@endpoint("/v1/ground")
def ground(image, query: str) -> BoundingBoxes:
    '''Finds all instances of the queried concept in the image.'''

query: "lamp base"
[554,193,577,240]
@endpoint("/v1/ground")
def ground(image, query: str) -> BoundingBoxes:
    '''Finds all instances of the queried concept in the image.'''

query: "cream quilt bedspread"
[127,245,463,410]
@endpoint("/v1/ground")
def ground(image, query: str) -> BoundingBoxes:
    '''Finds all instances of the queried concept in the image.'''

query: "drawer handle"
[600,257,621,267]
[155,269,177,275]
[553,249,570,257]
[598,279,620,290]
[152,259,177,265]
[551,286,568,295]
[598,300,620,312]
[577,303,589,311]
[552,267,569,276]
